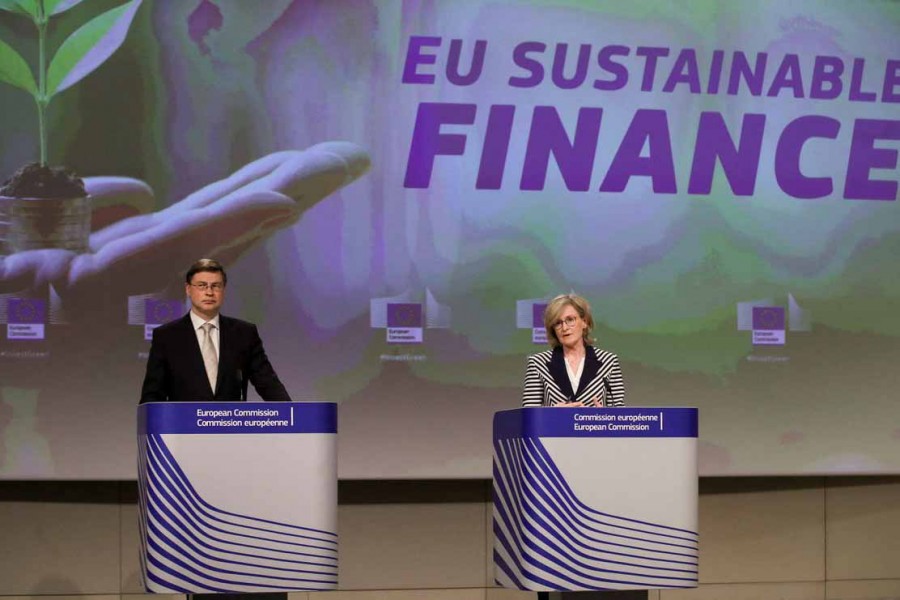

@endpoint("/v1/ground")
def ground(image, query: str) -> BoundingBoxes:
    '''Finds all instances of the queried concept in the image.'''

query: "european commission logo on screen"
[386,303,423,343]
[516,299,548,344]
[370,289,451,344]
[127,294,184,340]
[737,294,811,346]
[751,307,785,345]
[4,298,47,340]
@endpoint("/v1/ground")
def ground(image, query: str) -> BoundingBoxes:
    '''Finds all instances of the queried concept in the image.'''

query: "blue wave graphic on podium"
[138,434,337,593]
[493,437,698,591]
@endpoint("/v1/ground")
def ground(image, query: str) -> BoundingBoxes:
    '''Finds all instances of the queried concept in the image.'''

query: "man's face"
[186,271,226,319]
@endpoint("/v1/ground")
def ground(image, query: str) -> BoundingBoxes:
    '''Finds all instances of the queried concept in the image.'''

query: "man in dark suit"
[140,258,291,404]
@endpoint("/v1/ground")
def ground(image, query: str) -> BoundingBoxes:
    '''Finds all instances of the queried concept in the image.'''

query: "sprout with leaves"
[0,0,143,166]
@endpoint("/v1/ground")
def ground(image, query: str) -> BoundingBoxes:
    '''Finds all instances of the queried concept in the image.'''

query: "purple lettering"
[402,36,441,84]
[446,39,487,86]
[767,54,805,98]
[844,119,900,201]
[476,105,516,190]
[810,56,844,100]
[688,112,766,195]
[594,45,629,91]
[707,49,725,94]
[727,52,767,96]
[600,109,676,193]
[663,49,701,93]
[521,107,602,191]
[849,58,877,102]
[509,41,546,88]
[882,60,900,103]
[635,47,670,92]
[551,43,592,90]
[404,103,476,189]
[775,116,840,199]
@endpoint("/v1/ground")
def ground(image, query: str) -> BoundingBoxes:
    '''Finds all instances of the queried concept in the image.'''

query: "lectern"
[493,407,698,592]
[137,402,338,593]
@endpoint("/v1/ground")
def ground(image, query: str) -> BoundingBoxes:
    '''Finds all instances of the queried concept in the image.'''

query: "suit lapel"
[574,347,615,404]
[548,346,576,400]
[576,346,601,398]
[215,315,234,399]
[177,314,212,397]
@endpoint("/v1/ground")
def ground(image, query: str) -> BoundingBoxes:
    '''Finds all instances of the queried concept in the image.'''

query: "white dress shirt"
[564,354,584,396]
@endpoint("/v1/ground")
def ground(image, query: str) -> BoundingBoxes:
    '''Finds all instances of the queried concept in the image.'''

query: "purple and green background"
[1,0,898,478]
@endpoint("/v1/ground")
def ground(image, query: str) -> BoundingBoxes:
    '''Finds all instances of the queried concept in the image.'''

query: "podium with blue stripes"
[137,402,338,593]
[493,407,699,592]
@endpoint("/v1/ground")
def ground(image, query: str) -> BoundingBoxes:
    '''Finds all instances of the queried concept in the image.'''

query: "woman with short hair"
[522,293,625,407]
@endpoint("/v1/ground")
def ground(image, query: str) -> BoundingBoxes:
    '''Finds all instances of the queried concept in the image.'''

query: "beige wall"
[0,478,898,600]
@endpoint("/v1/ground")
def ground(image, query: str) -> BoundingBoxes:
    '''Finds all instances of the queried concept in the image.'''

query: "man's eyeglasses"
[552,316,580,330]
[191,282,225,292]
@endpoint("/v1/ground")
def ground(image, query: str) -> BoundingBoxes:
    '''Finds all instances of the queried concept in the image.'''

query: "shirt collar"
[189,310,220,330]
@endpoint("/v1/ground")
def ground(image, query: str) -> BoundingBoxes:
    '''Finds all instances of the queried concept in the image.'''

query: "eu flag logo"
[752,306,786,346]
[752,306,785,330]
[145,299,183,325]
[8,298,47,324]
[387,303,423,328]
[532,303,547,329]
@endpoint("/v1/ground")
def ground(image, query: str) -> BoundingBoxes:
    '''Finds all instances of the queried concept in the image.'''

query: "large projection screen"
[0,0,898,479]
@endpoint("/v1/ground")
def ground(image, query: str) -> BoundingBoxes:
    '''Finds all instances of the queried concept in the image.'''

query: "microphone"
[236,369,246,402]
[602,377,613,406]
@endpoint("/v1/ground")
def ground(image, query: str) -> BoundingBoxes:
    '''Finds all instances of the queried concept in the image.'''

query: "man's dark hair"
[185,258,228,285]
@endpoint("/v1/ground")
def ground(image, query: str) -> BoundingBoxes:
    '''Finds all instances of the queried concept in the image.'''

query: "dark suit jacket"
[140,313,291,403]
[522,345,625,407]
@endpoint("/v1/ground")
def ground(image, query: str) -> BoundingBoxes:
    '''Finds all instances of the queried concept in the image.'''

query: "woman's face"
[552,304,587,349]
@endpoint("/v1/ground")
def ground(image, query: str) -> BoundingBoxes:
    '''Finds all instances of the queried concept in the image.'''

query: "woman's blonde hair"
[543,293,594,348]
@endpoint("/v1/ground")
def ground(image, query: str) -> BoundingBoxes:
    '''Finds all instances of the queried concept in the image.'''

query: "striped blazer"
[522,345,626,407]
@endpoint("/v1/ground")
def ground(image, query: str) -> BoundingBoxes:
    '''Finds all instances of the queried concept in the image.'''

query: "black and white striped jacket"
[522,346,626,407]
